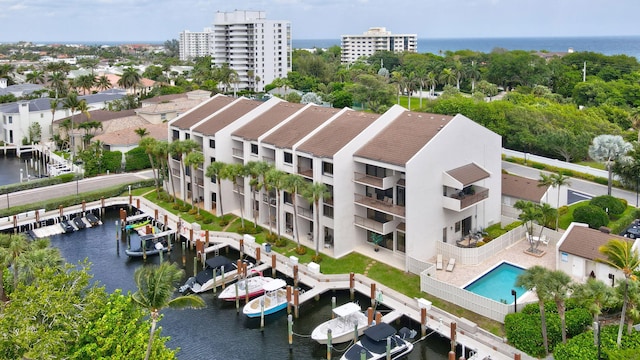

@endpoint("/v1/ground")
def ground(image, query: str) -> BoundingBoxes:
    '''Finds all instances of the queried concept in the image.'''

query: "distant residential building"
[179,28,213,61]
[178,10,291,92]
[341,27,417,64]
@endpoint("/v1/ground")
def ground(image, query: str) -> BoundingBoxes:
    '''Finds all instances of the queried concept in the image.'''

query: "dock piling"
[287,314,293,350]
[235,283,240,313]
[331,297,336,319]
[349,272,355,300]
[326,329,332,360]
[286,285,292,314]
[294,287,300,319]
[271,254,277,278]
[370,283,376,308]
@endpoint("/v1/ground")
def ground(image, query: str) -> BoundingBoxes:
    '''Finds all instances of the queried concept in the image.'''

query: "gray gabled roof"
[0,83,45,96]
[0,89,127,114]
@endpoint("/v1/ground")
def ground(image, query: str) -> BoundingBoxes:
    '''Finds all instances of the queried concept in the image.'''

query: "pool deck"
[432,237,556,304]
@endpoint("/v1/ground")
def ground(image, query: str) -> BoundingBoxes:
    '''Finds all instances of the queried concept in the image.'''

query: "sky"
[1,0,639,43]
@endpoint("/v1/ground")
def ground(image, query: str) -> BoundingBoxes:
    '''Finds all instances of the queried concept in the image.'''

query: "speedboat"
[218,271,273,302]
[85,213,102,226]
[126,219,150,230]
[242,278,288,318]
[340,323,416,360]
[180,256,251,294]
[72,216,86,230]
[311,302,370,344]
[60,220,75,233]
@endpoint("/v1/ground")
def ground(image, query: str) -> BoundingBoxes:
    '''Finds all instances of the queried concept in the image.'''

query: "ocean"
[293,36,640,59]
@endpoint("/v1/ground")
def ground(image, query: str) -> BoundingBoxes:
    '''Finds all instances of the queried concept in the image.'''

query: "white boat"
[180,256,251,294]
[311,302,370,344]
[340,323,415,360]
[218,272,273,302]
[242,278,288,318]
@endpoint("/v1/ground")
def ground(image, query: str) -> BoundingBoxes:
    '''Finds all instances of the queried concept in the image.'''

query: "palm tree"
[76,100,91,150]
[227,163,249,228]
[246,161,273,230]
[466,61,482,93]
[49,98,60,139]
[135,127,150,139]
[516,265,552,355]
[265,168,287,240]
[118,67,142,95]
[618,279,640,335]
[425,71,438,96]
[63,92,81,158]
[284,174,308,251]
[76,74,96,95]
[26,70,45,84]
[537,173,554,204]
[48,71,68,98]
[154,141,172,201]
[547,270,572,343]
[170,139,199,202]
[131,262,205,360]
[304,182,330,259]
[597,238,640,346]
[184,151,204,212]
[206,161,227,216]
[140,137,160,196]
[96,75,112,91]
[550,173,571,229]
[572,278,616,323]
[16,240,64,285]
[439,68,456,87]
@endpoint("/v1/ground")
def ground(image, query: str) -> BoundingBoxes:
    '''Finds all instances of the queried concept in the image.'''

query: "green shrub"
[590,195,626,216]
[58,173,76,183]
[554,324,640,360]
[573,205,610,229]
[124,147,151,171]
[102,150,123,173]
[558,205,569,216]
[532,163,546,170]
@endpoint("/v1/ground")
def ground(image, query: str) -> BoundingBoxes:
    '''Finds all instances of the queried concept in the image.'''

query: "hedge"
[573,204,610,229]
[554,324,640,360]
[590,195,626,216]
[124,147,151,172]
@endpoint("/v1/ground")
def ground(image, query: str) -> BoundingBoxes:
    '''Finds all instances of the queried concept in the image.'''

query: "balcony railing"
[232,148,244,158]
[353,193,405,218]
[353,215,397,235]
[443,188,489,212]
[298,166,313,179]
[263,155,275,164]
[296,206,313,219]
[353,172,396,190]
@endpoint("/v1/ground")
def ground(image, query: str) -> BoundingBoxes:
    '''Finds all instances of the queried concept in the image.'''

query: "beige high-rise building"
[341,27,417,64]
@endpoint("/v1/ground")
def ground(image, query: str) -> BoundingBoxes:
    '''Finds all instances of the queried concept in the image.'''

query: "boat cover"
[263,278,287,292]
[363,323,396,342]
[333,302,361,317]
[205,256,235,270]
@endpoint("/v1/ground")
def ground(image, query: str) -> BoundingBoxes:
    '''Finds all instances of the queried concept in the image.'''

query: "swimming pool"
[463,262,527,303]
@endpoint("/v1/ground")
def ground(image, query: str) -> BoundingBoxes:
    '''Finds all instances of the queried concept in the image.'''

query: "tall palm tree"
[131,262,205,360]
[170,139,199,202]
[96,75,112,91]
[206,161,227,217]
[140,137,160,196]
[304,182,330,259]
[62,92,81,158]
[617,278,640,335]
[572,278,616,324]
[550,173,571,229]
[425,71,438,97]
[284,174,308,251]
[466,60,482,93]
[598,238,640,346]
[537,173,554,204]
[227,163,249,228]
[76,100,90,150]
[246,161,273,230]
[48,71,68,98]
[439,68,456,87]
[184,151,204,212]
[547,270,572,343]
[76,74,96,95]
[26,70,45,84]
[49,98,60,139]
[265,169,287,240]
[516,265,552,355]
[154,141,172,200]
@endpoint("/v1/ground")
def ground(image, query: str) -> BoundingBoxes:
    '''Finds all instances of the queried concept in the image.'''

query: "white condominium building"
[168,95,501,274]
[210,10,291,92]
[179,29,213,61]
[341,27,417,64]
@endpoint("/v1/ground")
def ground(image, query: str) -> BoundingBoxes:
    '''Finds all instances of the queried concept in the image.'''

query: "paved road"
[502,161,639,206]
[1,171,153,210]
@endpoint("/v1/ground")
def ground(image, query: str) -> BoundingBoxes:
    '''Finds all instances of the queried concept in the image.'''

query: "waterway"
[0,153,46,185]
[47,207,458,359]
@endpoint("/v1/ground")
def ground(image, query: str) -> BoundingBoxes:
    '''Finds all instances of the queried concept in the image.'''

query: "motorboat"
[218,272,273,302]
[85,213,102,226]
[311,302,370,344]
[242,278,288,318]
[72,216,86,230]
[180,256,251,294]
[340,323,416,360]
[125,234,168,258]
[60,220,75,233]
[125,219,150,230]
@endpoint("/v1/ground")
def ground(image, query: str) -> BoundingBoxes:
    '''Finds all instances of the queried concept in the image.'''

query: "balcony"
[353,215,399,235]
[297,206,313,219]
[354,193,405,218]
[443,187,489,212]
[232,148,244,159]
[353,172,396,190]
[263,155,275,165]
[298,166,313,179]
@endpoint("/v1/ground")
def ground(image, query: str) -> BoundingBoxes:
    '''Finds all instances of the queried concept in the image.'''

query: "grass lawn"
[141,190,506,336]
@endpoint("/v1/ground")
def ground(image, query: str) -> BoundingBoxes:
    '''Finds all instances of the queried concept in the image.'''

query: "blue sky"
[1,0,639,43]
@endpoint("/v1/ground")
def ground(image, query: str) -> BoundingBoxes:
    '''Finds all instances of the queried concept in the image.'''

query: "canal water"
[0,153,45,185]
[16,170,458,358]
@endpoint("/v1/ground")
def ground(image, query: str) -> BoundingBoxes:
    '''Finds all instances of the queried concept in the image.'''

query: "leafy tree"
[573,204,610,229]
[347,73,395,113]
[118,67,142,94]
[589,134,632,195]
[572,278,617,324]
[598,239,640,346]
[131,262,205,360]
[613,142,640,192]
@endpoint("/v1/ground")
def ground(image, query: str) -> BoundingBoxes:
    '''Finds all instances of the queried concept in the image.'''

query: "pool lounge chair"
[436,254,443,270]
[446,258,456,272]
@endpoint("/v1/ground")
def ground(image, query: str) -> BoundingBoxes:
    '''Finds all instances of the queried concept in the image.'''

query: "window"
[185,133,190,140]
[209,139,216,148]
[323,204,334,219]
[442,227,447,243]
[396,186,405,206]
[322,161,333,175]
[455,221,461,233]
[160,113,167,121]
[397,232,406,252]
[283,151,292,164]
[251,143,258,154]
[284,191,292,204]
[8,116,12,124]
[172,130,179,140]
